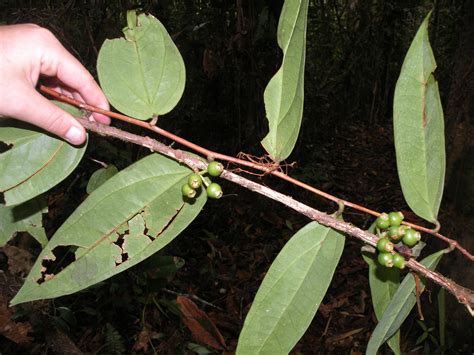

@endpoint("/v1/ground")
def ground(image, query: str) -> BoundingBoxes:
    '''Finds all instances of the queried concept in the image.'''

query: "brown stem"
[407,258,474,309]
[40,85,474,262]
[77,116,474,310]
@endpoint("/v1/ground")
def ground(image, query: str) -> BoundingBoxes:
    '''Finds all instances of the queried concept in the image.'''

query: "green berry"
[376,213,390,229]
[376,237,394,253]
[387,225,400,238]
[207,161,224,177]
[388,211,404,226]
[392,253,406,269]
[181,184,196,198]
[402,228,421,247]
[387,225,404,241]
[206,182,223,199]
[377,252,394,268]
[187,173,202,189]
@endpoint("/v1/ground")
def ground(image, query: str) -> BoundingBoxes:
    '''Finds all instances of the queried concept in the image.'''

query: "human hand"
[0,24,110,145]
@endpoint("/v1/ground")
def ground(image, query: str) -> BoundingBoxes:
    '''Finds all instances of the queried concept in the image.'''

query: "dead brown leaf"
[2,245,34,276]
[325,327,365,346]
[132,327,151,353]
[176,295,227,351]
[0,294,33,344]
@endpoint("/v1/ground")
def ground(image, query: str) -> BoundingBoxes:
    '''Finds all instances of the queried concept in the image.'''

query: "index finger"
[40,40,110,124]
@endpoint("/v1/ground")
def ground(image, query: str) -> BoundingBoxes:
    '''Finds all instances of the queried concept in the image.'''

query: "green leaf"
[393,12,445,223]
[0,197,48,247]
[97,11,185,120]
[366,249,445,355]
[0,103,86,206]
[236,221,344,354]
[261,0,308,162]
[11,154,206,305]
[86,165,119,194]
[362,252,401,355]
[140,255,185,279]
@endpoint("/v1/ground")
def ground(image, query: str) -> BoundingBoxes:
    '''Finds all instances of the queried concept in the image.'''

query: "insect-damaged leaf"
[393,12,445,223]
[0,197,48,247]
[11,154,206,305]
[236,221,344,354]
[97,11,185,120]
[0,102,86,206]
[260,0,308,163]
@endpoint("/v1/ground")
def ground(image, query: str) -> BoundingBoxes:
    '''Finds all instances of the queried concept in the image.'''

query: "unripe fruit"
[388,225,406,241]
[392,253,406,269]
[187,173,202,189]
[376,237,394,253]
[207,161,224,177]
[206,182,223,199]
[377,252,394,268]
[402,228,421,247]
[376,213,390,229]
[388,211,404,226]
[387,226,401,240]
[181,184,196,198]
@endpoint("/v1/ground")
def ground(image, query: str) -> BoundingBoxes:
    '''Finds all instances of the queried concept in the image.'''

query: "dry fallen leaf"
[0,294,33,344]
[2,245,34,276]
[176,295,227,350]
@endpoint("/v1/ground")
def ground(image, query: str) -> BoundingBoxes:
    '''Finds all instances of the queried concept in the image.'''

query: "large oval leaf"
[261,0,308,162]
[236,221,345,354]
[366,249,445,355]
[11,153,206,305]
[97,11,185,120]
[0,103,86,206]
[393,12,445,223]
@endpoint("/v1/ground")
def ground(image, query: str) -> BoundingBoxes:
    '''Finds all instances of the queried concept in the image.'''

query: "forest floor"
[0,120,471,354]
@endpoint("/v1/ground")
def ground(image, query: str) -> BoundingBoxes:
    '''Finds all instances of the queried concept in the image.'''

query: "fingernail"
[65,126,84,145]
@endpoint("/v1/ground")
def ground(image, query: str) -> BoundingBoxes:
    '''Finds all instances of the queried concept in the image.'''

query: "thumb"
[11,86,86,145]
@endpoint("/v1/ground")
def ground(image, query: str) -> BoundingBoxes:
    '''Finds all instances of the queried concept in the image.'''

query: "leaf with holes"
[11,153,206,305]
[97,11,185,120]
[261,0,308,162]
[236,221,344,354]
[0,102,86,206]
[393,12,445,223]
[0,197,48,247]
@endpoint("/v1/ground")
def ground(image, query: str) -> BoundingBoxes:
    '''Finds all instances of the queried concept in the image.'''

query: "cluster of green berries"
[374,211,421,269]
[181,161,224,200]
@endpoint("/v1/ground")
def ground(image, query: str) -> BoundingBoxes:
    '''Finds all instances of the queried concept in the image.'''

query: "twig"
[162,288,223,310]
[414,273,425,320]
[40,86,474,262]
[76,117,474,310]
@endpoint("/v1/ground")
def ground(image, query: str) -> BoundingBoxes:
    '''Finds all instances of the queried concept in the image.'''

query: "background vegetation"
[1,0,472,353]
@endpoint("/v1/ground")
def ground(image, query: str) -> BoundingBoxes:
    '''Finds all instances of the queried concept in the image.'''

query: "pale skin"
[0,24,110,145]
